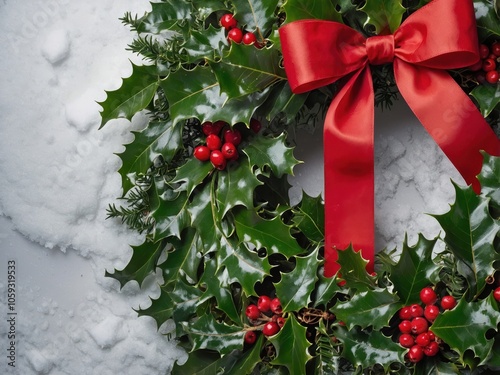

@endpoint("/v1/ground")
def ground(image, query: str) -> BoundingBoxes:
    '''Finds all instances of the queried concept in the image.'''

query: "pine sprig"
[106,187,153,234]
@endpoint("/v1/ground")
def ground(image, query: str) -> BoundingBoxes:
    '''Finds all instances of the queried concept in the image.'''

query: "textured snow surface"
[0,0,465,374]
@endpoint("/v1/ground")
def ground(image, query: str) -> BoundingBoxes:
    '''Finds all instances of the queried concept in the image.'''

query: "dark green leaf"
[182,25,228,63]
[172,157,213,196]
[313,267,341,308]
[225,335,265,375]
[359,0,406,34]
[98,62,159,128]
[478,152,500,213]
[430,294,500,364]
[337,246,377,292]
[136,284,174,328]
[282,0,343,24]
[292,193,324,244]
[170,276,203,325]
[269,314,313,375]
[171,350,221,375]
[161,228,201,285]
[333,289,402,330]
[233,0,280,36]
[151,187,191,241]
[474,0,500,40]
[413,356,460,375]
[133,1,193,34]
[470,84,500,117]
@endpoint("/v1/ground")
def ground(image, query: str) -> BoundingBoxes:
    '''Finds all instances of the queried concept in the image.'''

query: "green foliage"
[360,0,406,34]
[470,84,500,118]
[474,0,500,40]
[282,0,343,24]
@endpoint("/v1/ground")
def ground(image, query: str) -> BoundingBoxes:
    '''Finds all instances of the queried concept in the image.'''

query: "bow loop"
[366,35,395,65]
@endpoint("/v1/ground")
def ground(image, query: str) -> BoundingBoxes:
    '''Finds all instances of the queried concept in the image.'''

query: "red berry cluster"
[469,41,500,84]
[220,13,263,48]
[396,287,457,363]
[244,296,284,345]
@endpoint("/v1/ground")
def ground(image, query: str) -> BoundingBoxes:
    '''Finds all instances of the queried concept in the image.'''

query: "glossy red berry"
[262,321,280,336]
[415,332,431,347]
[399,306,412,320]
[224,129,242,145]
[411,317,428,335]
[399,333,414,348]
[493,287,500,302]
[482,58,496,72]
[424,341,440,357]
[427,331,436,341]
[210,150,226,170]
[486,70,499,84]
[479,44,490,59]
[242,32,257,45]
[492,42,500,57]
[420,287,438,305]
[206,134,222,151]
[257,295,272,312]
[250,118,262,133]
[276,316,286,328]
[408,345,425,363]
[270,298,282,314]
[245,304,260,320]
[227,28,243,43]
[201,121,216,135]
[440,295,456,310]
[220,14,237,30]
[410,304,424,318]
[212,120,227,134]
[221,142,237,160]
[244,330,257,344]
[424,305,440,322]
[193,145,210,161]
[398,320,412,334]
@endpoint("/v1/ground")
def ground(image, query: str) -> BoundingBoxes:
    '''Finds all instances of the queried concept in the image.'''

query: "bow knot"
[366,35,395,65]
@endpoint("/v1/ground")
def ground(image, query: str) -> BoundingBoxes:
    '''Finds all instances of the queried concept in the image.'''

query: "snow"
[0,0,475,374]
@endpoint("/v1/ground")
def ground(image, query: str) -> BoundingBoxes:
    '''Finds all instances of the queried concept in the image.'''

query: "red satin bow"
[279,0,500,277]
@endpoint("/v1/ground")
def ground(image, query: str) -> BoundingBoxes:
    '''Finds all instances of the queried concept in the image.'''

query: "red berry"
[492,42,500,57]
[399,333,414,348]
[410,304,424,318]
[493,287,500,302]
[242,32,257,45]
[408,345,425,363]
[411,317,428,335]
[228,28,243,44]
[480,44,490,59]
[482,58,496,72]
[193,145,210,161]
[250,118,262,133]
[262,321,280,336]
[210,150,226,170]
[201,121,215,136]
[398,320,412,334]
[399,306,412,320]
[486,70,499,84]
[424,305,440,322]
[212,120,227,134]
[220,14,237,30]
[245,304,260,320]
[206,134,222,151]
[427,331,436,341]
[257,295,272,312]
[276,317,286,328]
[420,287,438,305]
[270,298,282,314]
[221,142,238,160]
[244,330,257,344]
[440,295,456,310]
[224,129,242,145]
[424,341,440,357]
[415,332,431,347]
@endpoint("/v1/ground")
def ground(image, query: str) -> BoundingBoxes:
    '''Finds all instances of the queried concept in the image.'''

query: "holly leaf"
[243,133,301,178]
[133,1,193,34]
[477,152,500,213]
[181,314,245,355]
[161,228,201,285]
[470,84,500,117]
[105,239,167,288]
[233,208,304,258]
[313,267,342,308]
[430,294,500,364]
[171,350,221,375]
[387,234,440,305]
[98,62,159,128]
[170,276,204,329]
[151,186,191,241]
[233,0,280,36]
[414,356,460,374]
[210,43,286,99]
[359,0,406,34]
[269,314,313,375]
[275,248,321,312]
[335,325,406,371]
[333,289,402,330]
[474,0,500,40]
[181,25,228,63]
[136,284,174,328]
[282,0,343,24]
[292,193,324,244]
[172,157,213,197]
[118,120,182,196]
[432,182,500,300]
[337,246,377,292]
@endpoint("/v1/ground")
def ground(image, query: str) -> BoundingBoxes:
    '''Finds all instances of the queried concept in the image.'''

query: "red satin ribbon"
[279,0,500,277]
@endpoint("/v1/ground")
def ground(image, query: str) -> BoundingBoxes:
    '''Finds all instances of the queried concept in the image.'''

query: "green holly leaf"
[191,0,228,20]
[430,294,500,364]
[313,267,341,308]
[470,84,500,117]
[269,314,313,375]
[171,350,221,375]
[118,120,182,196]
[170,276,204,328]
[151,185,191,241]
[133,1,193,34]
[496,0,500,18]
[224,334,265,375]
[333,289,403,330]
[282,0,343,24]
[292,193,324,244]
[105,239,167,288]
[275,248,320,312]
[474,0,500,40]
[233,0,280,36]
[359,0,406,34]
[233,208,304,258]
[210,43,286,99]
[337,246,377,292]
[478,152,500,213]
[413,356,460,374]
[98,62,159,128]
[181,314,245,355]
[243,133,301,178]
[432,182,500,300]
[335,325,406,371]
[182,25,228,63]
[484,333,500,367]
[172,157,213,197]
[387,234,440,305]
[136,284,174,328]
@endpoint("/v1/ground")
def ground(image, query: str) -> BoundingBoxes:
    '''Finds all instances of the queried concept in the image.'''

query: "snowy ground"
[0,1,468,374]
